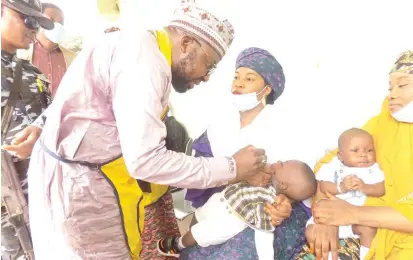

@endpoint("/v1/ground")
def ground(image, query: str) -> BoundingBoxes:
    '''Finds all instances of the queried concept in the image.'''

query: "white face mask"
[42,22,65,44]
[232,87,267,112]
[391,100,413,123]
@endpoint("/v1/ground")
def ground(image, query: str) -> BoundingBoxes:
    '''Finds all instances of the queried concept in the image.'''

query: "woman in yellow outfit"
[299,50,413,260]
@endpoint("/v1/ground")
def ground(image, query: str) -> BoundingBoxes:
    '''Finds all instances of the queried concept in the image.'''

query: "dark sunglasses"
[19,13,40,30]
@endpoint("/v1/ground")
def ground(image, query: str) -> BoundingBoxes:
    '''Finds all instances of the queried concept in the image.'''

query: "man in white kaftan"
[25,1,272,259]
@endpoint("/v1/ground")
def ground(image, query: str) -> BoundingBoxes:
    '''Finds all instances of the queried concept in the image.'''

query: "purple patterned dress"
[181,132,311,260]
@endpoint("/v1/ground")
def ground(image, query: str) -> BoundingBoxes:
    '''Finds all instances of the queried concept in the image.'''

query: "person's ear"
[180,35,194,54]
[264,85,272,97]
[337,151,344,163]
[278,181,288,191]
[261,86,272,105]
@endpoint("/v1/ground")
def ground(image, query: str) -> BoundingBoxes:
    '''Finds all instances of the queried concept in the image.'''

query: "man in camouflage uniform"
[1,0,53,259]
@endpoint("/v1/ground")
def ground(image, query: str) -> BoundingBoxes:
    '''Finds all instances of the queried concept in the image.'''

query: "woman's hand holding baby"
[313,192,358,226]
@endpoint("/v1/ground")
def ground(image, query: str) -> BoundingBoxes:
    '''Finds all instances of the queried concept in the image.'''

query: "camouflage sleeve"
[31,107,48,129]
[1,63,13,108]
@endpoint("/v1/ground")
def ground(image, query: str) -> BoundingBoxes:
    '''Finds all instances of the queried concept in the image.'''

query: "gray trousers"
[1,159,29,260]
[1,209,26,260]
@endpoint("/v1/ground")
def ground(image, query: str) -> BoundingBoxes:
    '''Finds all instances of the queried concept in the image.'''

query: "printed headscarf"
[236,47,285,101]
[390,50,413,74]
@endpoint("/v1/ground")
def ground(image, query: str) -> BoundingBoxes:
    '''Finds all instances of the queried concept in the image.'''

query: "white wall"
[53,0,413,167]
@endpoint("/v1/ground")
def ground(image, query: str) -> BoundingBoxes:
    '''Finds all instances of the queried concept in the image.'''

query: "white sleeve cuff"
[208,156,237,186]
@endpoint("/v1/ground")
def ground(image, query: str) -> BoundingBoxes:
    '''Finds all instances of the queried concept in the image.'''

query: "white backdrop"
[51,0,413,167]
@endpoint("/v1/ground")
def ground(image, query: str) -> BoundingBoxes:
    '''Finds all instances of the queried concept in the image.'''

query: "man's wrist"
[226,157,236,175]
[226,157,237,185]
[209,156,237,187]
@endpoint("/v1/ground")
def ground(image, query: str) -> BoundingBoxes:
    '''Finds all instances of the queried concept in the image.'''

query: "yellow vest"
[99,29,171,259]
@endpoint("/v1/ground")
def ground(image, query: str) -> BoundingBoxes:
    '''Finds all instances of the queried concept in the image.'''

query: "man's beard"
[171,74,191,93]
[171,51,197,93]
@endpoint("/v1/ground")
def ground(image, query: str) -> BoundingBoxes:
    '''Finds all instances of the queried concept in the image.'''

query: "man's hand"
[244,170,272,187]
[232,145,269,185]
[306,224,339,260]
[2,126,42,159]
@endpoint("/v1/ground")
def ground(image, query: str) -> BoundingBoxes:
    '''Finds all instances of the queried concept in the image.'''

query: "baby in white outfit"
[308,128,385,260]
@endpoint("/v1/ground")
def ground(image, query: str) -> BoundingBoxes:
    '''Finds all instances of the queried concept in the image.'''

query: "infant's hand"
[340,175,355,193]
[351,177,365,192]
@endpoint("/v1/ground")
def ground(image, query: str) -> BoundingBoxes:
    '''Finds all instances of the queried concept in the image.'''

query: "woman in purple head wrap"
[181,47,311,260]
[186,47,287,207]
[233,47,286,106]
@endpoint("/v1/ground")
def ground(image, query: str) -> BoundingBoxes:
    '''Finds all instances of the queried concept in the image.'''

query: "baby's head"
[271,160,317,202]
[338,128,376,168]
